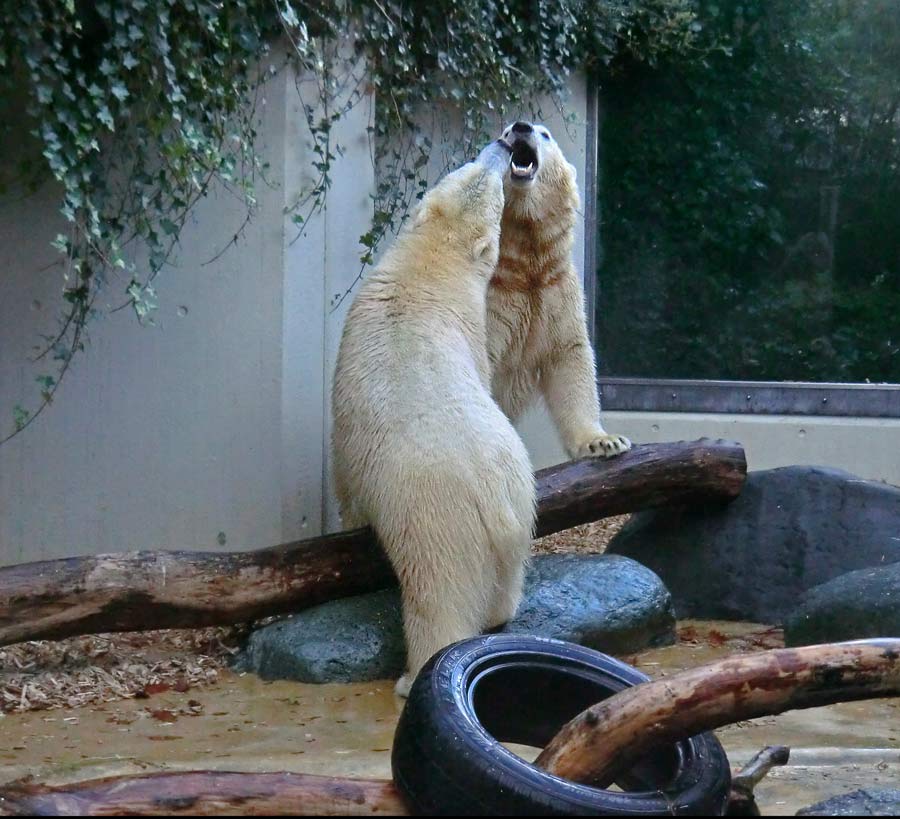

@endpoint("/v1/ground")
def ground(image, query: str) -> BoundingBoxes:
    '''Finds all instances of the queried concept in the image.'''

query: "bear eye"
[541,131,550,140]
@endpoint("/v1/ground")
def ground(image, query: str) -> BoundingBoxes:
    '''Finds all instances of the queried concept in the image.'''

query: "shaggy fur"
[331,146,536,697]
[488,122,632,459]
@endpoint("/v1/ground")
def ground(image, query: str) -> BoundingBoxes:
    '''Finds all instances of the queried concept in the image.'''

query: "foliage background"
[597,0,900,383]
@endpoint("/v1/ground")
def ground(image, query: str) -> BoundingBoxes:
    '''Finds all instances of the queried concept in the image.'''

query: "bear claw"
[580,434,632,459]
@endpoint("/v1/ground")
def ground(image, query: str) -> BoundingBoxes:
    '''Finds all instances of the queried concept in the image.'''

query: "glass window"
[596,0,900,386]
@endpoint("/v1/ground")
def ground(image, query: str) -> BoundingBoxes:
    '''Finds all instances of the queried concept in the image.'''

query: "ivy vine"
[0,0,701,443]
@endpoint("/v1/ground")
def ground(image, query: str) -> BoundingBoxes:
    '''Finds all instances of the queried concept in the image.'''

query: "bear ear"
[472,231,495,261]
[412,200,448,229]
[411,201,431,228]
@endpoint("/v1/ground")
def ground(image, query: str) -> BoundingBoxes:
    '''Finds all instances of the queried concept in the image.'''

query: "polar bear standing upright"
[332,142,535,697]
[489,121,632,459]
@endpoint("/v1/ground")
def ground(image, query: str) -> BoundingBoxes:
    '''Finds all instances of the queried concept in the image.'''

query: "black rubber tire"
[391,634,731,816]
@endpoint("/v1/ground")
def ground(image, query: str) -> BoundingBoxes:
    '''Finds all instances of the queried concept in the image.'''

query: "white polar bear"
[331,142,536,697]
[489,121,632,459]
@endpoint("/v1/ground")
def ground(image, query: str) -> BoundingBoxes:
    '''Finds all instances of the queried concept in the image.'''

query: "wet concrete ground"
[1,621,898,815]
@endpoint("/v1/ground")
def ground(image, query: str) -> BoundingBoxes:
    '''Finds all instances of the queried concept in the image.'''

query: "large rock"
[235,588,407,684]
[796,789,900,816]
[235,554,676,683]
[607,466,900,624]
[501,554,676,654]
[785,563,900,646]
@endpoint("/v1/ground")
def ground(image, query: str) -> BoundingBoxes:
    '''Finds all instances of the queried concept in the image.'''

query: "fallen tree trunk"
[535,639,900,788]
[0,754,791,817]
[0,772,408,817]
[0,438,745,647]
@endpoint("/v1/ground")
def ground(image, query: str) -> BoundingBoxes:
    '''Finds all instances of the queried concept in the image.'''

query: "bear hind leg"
[396,577,488,697]
[485,552,527,630]
[386,523,493,697]
[480,486,534,630]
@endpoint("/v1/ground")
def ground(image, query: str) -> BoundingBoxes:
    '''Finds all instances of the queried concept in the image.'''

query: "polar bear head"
[405,140,510,269]
[498,121,580,221]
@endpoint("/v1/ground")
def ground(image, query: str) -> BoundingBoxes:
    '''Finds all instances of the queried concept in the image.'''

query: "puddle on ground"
[0,677,401,785]
[1,620,898,816]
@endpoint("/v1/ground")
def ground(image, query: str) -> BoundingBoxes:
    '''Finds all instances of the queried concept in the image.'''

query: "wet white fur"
[488,124,632,459]
[332,157,536,697]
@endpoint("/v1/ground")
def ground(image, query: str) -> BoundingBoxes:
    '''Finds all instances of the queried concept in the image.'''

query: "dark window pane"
[596,0,900,384]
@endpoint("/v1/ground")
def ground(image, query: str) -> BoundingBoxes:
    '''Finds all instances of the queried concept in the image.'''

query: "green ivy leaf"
[111,82,129,102]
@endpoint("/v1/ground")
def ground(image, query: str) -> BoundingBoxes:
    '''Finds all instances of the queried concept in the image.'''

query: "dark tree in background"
[597,0,900,384]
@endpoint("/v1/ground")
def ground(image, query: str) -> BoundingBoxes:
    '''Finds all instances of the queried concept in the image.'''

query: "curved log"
[535,639,900,788]
[0,438,745,647]
[533,437,746,538]
[0,772,408,817]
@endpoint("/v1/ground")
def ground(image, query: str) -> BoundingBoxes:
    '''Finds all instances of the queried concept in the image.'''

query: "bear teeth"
[511,161,534,176]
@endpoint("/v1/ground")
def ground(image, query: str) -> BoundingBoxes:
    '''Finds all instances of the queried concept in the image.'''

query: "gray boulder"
[797,789,900,816]
[501,554,676,654]
[235,554,676,683]
[235,588,407,684]
[607,466,900,624]
[785,563,900,646]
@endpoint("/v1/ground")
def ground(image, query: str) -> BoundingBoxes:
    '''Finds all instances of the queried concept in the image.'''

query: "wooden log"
[0,772,409,817]
[533,437,745,538]
[727,746,791,817]
[535,640,900,788]
[0,438,745,647]
[0,530,396,648]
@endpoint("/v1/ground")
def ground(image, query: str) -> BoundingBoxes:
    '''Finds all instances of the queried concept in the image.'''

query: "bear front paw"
[576,433,632,459]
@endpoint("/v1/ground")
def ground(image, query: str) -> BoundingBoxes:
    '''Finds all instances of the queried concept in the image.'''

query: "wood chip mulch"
[532,514,630,555]
[0,628,240,715]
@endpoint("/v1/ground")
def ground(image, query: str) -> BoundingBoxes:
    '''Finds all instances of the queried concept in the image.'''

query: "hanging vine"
[0,0,702,443]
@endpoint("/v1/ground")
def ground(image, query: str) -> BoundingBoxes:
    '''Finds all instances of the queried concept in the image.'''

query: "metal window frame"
[598,377,900,418]
[586,82,900,420]
[583,79,599,344]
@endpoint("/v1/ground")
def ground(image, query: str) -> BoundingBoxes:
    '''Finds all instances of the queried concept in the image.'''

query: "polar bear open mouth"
[509,142,539,183]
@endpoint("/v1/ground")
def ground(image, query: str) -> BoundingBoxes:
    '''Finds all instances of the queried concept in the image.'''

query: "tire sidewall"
[392,635,731,816]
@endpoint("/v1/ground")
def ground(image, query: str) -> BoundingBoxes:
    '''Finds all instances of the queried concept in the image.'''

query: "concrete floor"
[2,621,898,815]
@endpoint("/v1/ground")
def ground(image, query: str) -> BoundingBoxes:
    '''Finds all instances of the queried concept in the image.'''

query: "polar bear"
[331,141,536,697]
[489,121,632,459]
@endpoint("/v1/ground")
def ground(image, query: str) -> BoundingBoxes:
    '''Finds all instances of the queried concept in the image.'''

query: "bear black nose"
[511,121,533,134]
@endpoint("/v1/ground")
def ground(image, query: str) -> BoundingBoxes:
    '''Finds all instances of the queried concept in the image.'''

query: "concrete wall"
[0,57,376,565]
[604,412,900,486]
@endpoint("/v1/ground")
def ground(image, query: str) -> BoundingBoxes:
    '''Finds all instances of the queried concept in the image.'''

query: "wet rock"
[235,554,675,683]
[607,466,900,624]
[501,554,676,655]
[796,789,900,816]
[235,589,407,684]
[785,563,900,646]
